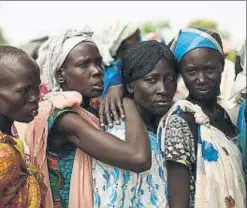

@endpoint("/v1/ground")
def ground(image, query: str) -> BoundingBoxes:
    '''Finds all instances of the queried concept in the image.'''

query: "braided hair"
[121,40,178,97]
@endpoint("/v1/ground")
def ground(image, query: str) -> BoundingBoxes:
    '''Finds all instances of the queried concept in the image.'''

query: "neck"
[187,94,218,113]
[81,97,90,109]
[0,114,13,135]
[136,104,160,133]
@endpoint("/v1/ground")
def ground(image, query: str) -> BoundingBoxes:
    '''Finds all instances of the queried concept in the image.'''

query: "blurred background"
[0,1,246,62]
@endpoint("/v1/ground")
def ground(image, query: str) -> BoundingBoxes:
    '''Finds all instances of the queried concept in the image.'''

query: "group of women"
[0,21,246,208]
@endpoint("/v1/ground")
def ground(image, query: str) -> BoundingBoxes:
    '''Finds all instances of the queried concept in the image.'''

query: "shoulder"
[162,112,198,146]
[165,112,196,131]
[48,107,77,131]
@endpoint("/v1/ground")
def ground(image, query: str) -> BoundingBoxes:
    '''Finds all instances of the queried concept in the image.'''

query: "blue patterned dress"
[92,121,168,208]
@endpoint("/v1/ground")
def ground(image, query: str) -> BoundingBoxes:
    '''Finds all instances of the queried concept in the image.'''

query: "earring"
[58,77,65,83]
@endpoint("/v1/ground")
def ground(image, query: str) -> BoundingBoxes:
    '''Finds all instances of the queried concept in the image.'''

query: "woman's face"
[180,48,224,100]
[130,58,177,116]
[0,58,41,123]
[60,42,104,98]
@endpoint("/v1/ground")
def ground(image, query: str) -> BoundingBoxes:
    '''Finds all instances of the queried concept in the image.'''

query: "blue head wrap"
[170,28,224,62]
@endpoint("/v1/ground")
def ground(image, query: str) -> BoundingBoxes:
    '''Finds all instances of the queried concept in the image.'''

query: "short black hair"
[0,45,29,65]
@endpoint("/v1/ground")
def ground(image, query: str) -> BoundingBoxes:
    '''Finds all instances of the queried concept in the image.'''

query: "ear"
[126,82,134,94]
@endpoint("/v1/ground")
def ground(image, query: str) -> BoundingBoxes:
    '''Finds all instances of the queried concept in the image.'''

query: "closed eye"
[16,86,30,94]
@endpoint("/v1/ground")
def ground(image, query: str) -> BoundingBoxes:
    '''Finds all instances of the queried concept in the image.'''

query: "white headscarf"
[230,39,246,100]
[37,27,95,92]
[94,20,139,65]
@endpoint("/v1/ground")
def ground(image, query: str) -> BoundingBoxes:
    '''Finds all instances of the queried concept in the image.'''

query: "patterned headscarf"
[170,28,224,62]
[94,20,139,65]
[37,27,95,92]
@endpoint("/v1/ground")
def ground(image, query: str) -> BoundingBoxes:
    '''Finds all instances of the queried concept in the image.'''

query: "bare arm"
[167,161,190,208]
[55,97,151,173]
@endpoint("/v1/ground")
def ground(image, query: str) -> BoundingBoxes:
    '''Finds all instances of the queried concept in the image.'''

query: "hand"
[99,85,125,129]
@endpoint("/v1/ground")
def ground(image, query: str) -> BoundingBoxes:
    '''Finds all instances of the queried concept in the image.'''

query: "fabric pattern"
[47,108,76,208]
[170,28,223,62]
[92,121,168,208]
[25,90,96,208]
[164,115,196,207]
[158,100,246,208]
[0,131,46,208]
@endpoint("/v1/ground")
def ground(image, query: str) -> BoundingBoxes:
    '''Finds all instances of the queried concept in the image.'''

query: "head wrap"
[170,28,224,62]
[37,27,95,92]
[94,20,139,65]
[121,40,178,93]
[230,39,246,100]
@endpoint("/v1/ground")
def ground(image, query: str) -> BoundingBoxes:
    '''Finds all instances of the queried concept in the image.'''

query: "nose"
[196,71,207,85]
[91,65,104,78]
[156,81,168,96]
[28,88,39,103]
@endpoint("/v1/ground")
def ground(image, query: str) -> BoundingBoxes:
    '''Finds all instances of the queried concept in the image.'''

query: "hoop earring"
[58,77,65,83]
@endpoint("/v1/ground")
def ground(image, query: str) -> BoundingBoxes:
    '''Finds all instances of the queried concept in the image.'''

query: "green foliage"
[187,19,230,40]
[140,20,170,35]
[188,19,218,31]
[226,50,236,62]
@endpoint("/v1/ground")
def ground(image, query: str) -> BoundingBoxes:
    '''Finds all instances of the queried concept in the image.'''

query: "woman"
[95,20,142,127]
[93,40,178,207]
[158,28,246,208]
[25,28,151,208]
[0,46,45,207]
[234,40,246,178]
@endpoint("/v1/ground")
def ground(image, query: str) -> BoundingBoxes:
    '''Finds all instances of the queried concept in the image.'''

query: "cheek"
[66,70,90,88]
[166,81,177,94]
[0,92,24,115]
[133,85,154,104]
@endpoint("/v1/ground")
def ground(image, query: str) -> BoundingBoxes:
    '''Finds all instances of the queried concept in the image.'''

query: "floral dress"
[92,121,168,208]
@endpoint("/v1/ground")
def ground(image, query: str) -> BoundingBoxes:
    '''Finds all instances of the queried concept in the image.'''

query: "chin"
[86,90,103,98]
[152,108,169,117]
[17,116,35,123]
[194,93,217,100]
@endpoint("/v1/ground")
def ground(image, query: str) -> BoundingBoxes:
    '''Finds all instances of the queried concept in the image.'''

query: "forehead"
[65,42,101,63]
[181,48,222,66]
[146,58,174,75]
[0,58,40,87]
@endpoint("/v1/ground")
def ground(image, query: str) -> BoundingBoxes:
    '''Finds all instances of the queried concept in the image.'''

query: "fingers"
[117,100,125,120]
[104,98,113,128]
[99,100,106,128]
[110,99,120,125]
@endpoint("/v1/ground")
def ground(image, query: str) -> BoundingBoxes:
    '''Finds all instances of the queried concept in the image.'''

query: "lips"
[93,80,104,90]
[196,87,212,93]
[28,106,39,117]
[155,100,172,107]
